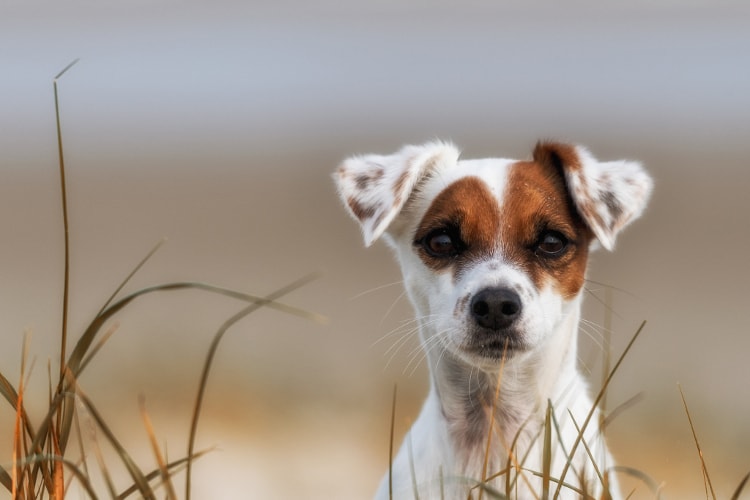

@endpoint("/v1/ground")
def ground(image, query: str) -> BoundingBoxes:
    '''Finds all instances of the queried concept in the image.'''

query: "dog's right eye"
[421,229,463,258]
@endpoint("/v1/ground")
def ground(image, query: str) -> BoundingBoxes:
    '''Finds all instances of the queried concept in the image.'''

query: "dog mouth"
[470,336,525,359]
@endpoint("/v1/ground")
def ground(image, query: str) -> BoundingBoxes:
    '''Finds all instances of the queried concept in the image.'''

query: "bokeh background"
[2,1,749,498]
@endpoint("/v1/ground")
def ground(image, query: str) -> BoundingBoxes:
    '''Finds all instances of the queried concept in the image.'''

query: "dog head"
[335,141,652,367]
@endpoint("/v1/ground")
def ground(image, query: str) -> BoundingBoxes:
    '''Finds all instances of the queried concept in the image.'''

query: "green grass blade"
[185,272,321,500]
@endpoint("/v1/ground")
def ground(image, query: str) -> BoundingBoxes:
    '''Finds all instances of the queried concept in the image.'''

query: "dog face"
[336,142,652,367]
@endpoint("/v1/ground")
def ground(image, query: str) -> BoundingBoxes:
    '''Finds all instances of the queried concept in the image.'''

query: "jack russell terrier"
[335,141,652,499]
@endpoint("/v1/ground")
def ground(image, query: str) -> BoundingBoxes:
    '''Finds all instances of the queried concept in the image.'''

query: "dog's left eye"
[535,231,569,257]
[421,229,463,258]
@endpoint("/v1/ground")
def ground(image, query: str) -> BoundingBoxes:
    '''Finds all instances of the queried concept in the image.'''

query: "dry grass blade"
[0,468,11,493]
[608,465,663,498]
[522,469,585,497]
[185,272,321,500]
[76,322,120,386]
[90,424,118,499]
[17,454,98,499]
[73,402,91,488]
[389,384,397,500]
[69,378,155,500]
[68,281,324,382]
[567,410,604,488]
[117,448,212,499]
[52,58,80,464]
[541,401,552,500]
[57,279,324,454]
[467,480,507,499]
[53,58,78,385]
[407,427,419,500]
[730,471,750,500]
[478,341,509,500]
[553,320,646,499]
[0,371,20,409]
[602,392,645,430]
[52,424,65,499]
[678,384,716,500]
[12,334,34,499]
[0,371,37,452]
[95,238,166,318]
[27,391,68,471]
[139,395,178,500]
[12,367,24,498]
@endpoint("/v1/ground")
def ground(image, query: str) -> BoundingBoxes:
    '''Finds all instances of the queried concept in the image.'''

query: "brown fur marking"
[414,177,501,273]
[502,160,591,298]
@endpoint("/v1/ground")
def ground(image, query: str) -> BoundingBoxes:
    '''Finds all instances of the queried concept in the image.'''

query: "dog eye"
[535,231,568,257]
[422,230,463,258]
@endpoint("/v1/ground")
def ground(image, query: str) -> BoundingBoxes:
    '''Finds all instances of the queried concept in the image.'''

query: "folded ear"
[334,142,460,246]
[533,142,653,251]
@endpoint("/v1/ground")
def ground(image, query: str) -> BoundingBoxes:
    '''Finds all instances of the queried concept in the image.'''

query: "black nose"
[470,287,522,330]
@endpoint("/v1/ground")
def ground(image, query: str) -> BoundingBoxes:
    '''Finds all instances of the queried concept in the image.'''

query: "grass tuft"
[1,61,322,499]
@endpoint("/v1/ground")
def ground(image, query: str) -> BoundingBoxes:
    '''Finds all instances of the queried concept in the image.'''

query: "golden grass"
[2,59,748,499]
[0,60,322,499]
[387,318,750,498]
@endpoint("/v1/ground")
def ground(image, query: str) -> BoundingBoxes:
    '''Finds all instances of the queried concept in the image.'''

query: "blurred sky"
[2,1,750,498]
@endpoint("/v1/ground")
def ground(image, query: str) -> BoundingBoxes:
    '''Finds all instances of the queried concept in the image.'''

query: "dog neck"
[422,297,583,455]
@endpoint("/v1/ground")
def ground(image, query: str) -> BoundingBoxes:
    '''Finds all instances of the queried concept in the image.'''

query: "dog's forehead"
[413,156,590,298]
[420,157,517,204]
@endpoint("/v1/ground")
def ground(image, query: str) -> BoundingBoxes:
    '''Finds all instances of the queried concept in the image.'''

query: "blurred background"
[2,1,749,498]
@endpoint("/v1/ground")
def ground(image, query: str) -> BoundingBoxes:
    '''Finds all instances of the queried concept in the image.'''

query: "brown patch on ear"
[501,160,592,298]
[347,197,377,222]
[533,141,582,173]
[414,177,501,273]
[354,167,385,190]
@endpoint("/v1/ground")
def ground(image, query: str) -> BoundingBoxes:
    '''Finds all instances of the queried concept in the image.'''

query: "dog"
[335,141,652,499]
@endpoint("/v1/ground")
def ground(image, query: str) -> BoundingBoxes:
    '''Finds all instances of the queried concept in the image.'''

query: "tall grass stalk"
[0,60,322,499]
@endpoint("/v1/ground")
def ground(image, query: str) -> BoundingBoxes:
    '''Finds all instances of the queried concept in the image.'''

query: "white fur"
[335,141,652,499]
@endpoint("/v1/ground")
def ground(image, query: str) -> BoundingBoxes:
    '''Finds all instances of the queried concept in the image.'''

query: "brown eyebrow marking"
[413,176,501,274]
[501,160,592,298]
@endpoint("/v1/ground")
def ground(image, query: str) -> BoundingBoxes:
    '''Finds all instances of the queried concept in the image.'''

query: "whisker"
[405,331,444,376]
[583,286,625,320]
[370,315,435,348]
[382,316,443,371]
[348,280,405,300]
[380,289,408,325]
[583,278,640,299]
